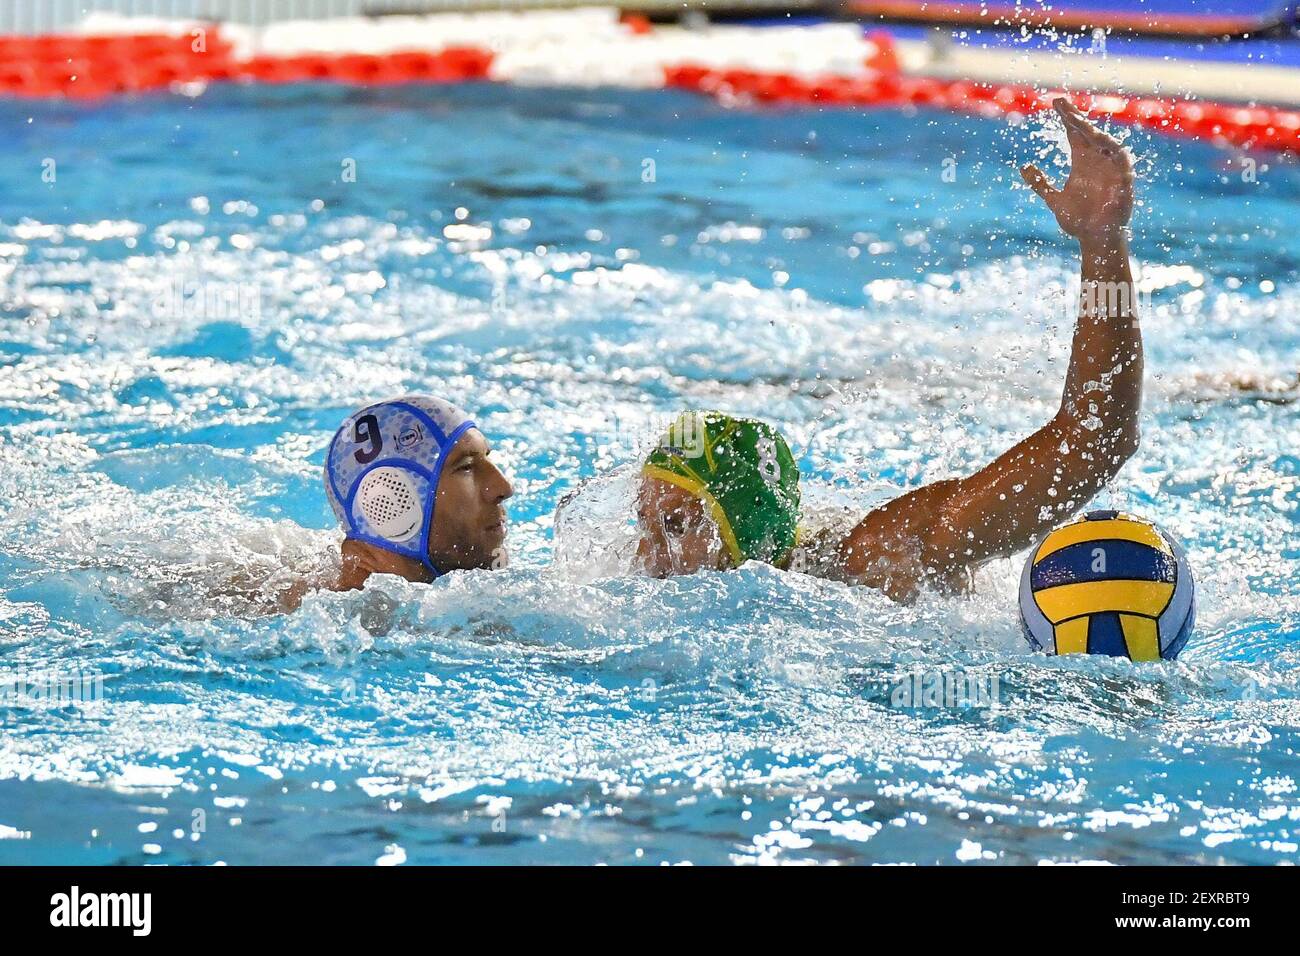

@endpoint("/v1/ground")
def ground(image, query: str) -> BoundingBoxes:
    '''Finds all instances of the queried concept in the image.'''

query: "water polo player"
[322,394,513,592]
[635,99,1143,601]
[636,411,801,578]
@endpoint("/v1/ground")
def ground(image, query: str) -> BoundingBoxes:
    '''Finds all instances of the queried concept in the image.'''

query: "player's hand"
[1021,98,1134,242]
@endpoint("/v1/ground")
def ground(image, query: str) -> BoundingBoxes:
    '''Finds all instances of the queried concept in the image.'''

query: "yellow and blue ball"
[1019,510,1195,661]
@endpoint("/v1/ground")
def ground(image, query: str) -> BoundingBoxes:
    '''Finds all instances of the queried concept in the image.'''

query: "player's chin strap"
[418,498,446,580]
[419,543,443,581]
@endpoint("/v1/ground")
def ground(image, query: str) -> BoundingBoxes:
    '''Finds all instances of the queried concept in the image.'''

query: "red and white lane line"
[0,9,1296,155]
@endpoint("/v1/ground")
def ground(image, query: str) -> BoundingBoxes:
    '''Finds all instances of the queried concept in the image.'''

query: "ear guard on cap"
[324,395,476,577]
[356,466,427,544]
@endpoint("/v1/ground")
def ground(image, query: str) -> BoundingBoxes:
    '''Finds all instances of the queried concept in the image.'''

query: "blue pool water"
[0,82,1297,864]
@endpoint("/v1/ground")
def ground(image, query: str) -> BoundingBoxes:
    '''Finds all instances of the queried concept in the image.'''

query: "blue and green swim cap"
[642,410,800,567]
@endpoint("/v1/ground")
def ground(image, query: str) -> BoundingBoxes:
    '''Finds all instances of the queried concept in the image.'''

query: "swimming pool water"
[0,82,1297,864]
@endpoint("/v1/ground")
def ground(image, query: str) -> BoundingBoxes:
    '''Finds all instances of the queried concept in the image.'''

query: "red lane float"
[234,47,493,86]
[666,64,1300,154]
[0,31,237,96]
[0,23,1294,155]
[0,31,492,96]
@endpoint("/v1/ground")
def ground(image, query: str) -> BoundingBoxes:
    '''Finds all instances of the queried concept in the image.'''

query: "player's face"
[635,476,725,577]
[427,429,513,571]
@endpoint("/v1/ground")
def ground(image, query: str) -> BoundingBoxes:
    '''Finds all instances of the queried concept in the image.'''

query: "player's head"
[325,395,512,579]
[637,411,800,577]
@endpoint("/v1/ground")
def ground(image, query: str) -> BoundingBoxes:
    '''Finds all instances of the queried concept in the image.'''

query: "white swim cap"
[325,395,477,575]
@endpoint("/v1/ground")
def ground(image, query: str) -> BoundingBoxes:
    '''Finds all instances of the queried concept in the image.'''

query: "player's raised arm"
[827,98,1142,602]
